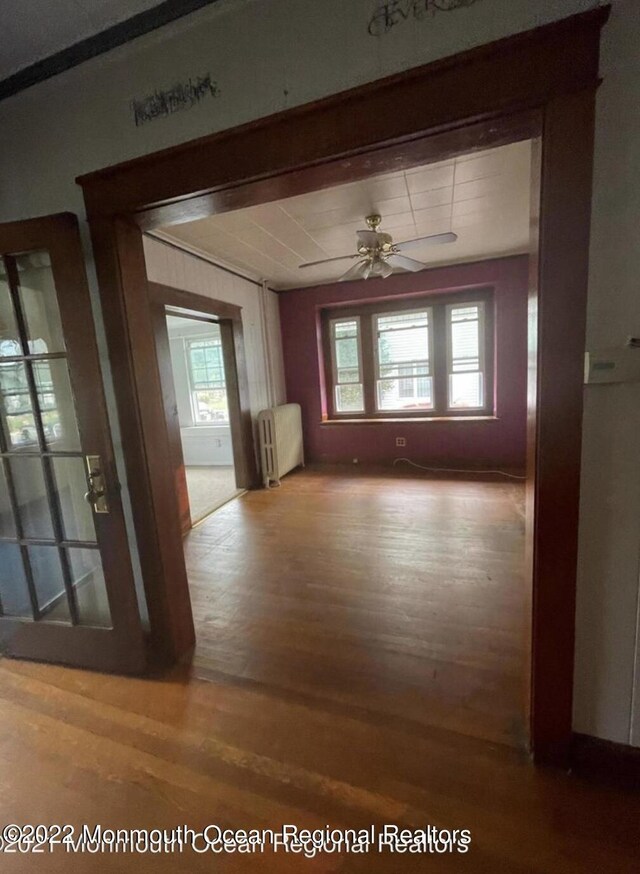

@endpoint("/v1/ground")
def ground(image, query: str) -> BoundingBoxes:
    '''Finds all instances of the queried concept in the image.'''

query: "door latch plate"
[85,455,109,513]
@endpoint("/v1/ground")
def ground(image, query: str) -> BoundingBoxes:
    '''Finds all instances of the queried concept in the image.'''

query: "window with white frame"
[186,335,229,424]
[375,310,433,412]
[447,302,485,410]
[324,294,492,419]
[330,317,364,413]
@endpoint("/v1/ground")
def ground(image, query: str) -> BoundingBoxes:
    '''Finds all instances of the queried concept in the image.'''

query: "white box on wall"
[585,346,640,384]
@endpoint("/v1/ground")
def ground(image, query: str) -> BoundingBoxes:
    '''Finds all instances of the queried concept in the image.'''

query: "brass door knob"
[84,486,106,506]
[84,455,109,513]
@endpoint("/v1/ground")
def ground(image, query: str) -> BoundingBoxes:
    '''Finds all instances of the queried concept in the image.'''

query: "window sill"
[320,416,499,425]
[181,423,231,433]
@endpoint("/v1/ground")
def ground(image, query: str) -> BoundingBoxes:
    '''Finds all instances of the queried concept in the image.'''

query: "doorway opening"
[164,311,243,528]
[147,281,259,539]
[79,9,608,763]
[140,138,533,749]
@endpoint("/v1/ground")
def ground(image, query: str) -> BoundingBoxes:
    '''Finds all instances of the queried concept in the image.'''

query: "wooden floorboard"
[188,465,527,749]
[0,467,637,871]
[0,652,638,871]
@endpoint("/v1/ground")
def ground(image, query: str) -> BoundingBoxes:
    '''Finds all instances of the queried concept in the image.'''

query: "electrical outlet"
[396,437,406,448]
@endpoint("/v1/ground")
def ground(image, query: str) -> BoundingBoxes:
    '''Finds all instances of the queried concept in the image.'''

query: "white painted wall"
[573,0,640,745]
[144,237,286,418]
[0,0,638,744]
[179,427,234,466]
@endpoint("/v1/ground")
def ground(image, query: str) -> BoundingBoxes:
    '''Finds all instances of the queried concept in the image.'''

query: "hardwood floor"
[0,467,637,871]
[187,465,527,748]
[0,653,638,873]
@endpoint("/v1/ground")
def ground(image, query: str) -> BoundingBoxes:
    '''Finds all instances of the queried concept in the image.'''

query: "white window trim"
[372,306,434,413]
[184,334,228,426]
[330,315,365,415]
[445,300,486,412]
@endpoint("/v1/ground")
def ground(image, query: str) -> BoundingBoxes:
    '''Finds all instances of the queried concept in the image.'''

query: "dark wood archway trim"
[148,281,243,318]
[148,281,260,504]
[80,7,610,763]
[79,7,608,223]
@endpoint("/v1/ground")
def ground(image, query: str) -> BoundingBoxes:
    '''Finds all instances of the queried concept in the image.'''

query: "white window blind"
[375,310,433,411]
[331,318,364,413]
[447,303,484,409]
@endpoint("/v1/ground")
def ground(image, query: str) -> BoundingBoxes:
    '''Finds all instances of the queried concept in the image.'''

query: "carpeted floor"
[185,466,242,524]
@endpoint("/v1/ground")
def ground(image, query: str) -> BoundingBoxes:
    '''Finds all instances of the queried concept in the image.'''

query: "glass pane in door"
[66,548,111,628]
[0,361,38,448]
[51,457,97,542]
[0,543,32,617]
[28,545,70,621]
[0,248,111,630]
[13,252,66,354]
[0,276,21,356]
[8,456,54,539]
[32,359,81,451]
[0,462,16,537]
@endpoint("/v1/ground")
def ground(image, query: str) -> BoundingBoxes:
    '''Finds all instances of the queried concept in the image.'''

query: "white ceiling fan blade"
[338,260,369,282]
[397,232,458,251]
[299,254,359,270]
[387,253,425,273]
[356,230,381,248]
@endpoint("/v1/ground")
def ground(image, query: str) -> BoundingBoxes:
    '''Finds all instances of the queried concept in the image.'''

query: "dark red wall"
[278,256,529,470]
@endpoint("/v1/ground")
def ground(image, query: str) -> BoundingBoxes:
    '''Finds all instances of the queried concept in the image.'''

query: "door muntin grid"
[0,251,111,628]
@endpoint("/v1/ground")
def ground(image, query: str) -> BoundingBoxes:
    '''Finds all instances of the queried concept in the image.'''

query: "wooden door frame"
[149,281,258,534]
[78,7,610,764]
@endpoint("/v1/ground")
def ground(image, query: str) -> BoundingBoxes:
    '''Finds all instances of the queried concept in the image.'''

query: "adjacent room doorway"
[165,312,242,528]
[148,282,258,535]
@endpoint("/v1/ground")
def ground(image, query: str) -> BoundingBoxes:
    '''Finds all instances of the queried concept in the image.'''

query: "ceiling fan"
[299,214,458,282]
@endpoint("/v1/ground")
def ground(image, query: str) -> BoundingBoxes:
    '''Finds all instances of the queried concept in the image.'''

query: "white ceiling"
[166,314,219,338]
[159,140,533,290]
[0,0,162,80]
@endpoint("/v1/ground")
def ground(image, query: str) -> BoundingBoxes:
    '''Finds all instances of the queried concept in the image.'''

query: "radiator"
[257,404,304,488]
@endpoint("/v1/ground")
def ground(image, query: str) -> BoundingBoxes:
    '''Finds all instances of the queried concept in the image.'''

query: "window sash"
[330,317,364,414]
[398,365,431,399]
[187,338,226,390]
[446,301,485,411]
[185,336,228,424]
[191,388,229,424]
[374,308,433,413]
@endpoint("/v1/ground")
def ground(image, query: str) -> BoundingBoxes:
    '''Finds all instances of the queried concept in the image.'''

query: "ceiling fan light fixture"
[369,257,393,279]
